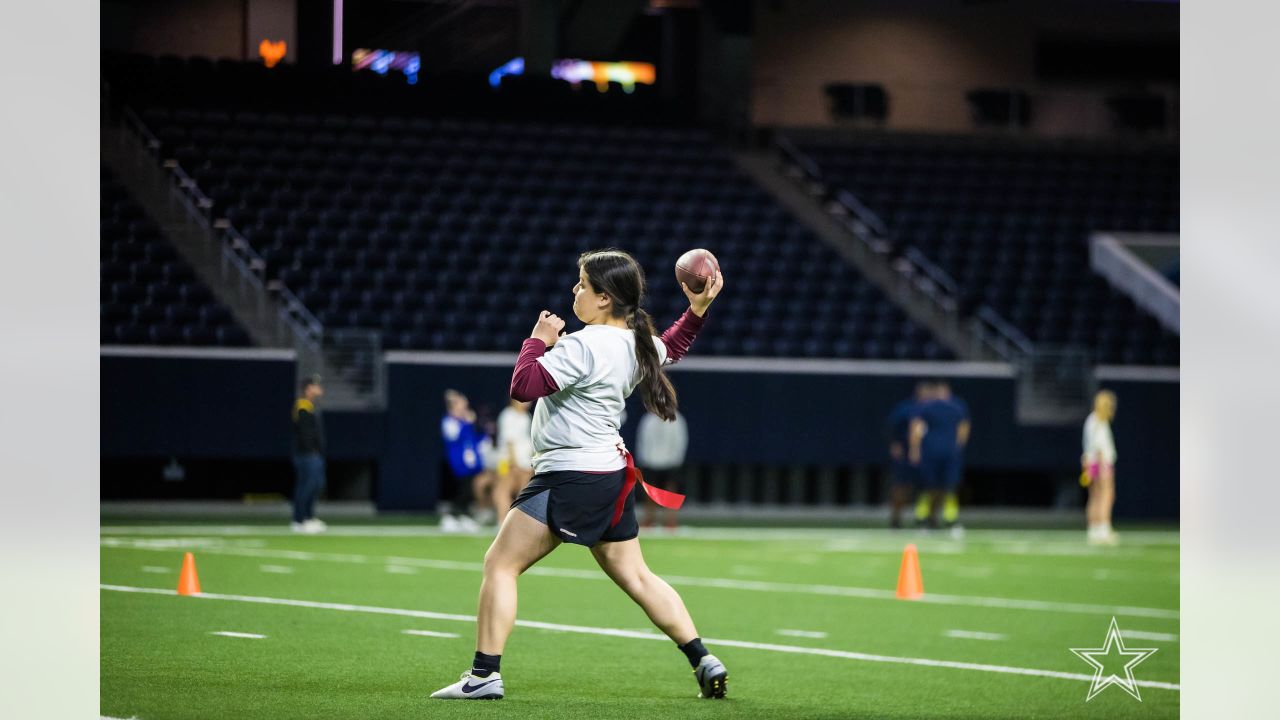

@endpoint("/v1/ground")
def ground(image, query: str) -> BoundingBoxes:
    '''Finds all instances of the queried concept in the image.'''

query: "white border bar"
[386,349,1015,378]
[100,345,296,361]
[1096,365,1180,382]
[101,347,1177,382]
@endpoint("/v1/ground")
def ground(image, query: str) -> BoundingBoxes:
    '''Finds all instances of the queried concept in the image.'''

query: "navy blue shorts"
[891,459,919,487]
[917,454,963,491]
[512,468,637,547]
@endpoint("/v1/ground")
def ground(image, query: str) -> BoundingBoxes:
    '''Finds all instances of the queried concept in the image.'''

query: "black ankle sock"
[677,637,709,668]
[472,651,501,677]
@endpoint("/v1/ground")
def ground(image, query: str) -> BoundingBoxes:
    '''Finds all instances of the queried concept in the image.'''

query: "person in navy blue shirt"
[441,389,490,532]
[886,381,933,528]
[908,381,971,530]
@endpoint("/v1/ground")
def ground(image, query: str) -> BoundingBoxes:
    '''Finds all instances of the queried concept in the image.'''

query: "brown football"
[675,248,720,293]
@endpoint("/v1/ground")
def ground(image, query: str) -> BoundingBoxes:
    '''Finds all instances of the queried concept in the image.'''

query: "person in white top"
[1081,389,1119,545]
[431,249,729,702]
[493,399,534,521]
[636,409,689,530]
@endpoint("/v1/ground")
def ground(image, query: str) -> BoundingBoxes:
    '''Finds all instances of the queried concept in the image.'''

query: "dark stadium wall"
[750,0,1178,135]
[102,0,248,60]
[101,0,298,63]
[100,354,1178,519]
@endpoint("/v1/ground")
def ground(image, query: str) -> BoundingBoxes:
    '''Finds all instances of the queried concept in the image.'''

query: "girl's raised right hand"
[531,310,566,346]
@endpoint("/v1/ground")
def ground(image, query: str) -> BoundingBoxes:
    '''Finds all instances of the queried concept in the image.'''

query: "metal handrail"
[222,225,323,339]
[973,304,1034,360]
[122,107,161,155]
[118,107,323,350]
[903,246,959,297]
[776,134,824,182]
[832,189,888,238]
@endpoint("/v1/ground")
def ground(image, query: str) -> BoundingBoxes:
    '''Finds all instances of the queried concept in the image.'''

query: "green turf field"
[101,523,1179,719]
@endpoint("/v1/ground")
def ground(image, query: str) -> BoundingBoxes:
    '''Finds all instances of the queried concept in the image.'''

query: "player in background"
[440,389,489,533]
[493,399,534,522]
[431,249,727,701]
[637,408,689,531]
[291,374,328,534]
[887,382,932,529]
[476,415,501,526]
[939,383,971,528]
[908,380,970,532]
[1081,389,1119,545]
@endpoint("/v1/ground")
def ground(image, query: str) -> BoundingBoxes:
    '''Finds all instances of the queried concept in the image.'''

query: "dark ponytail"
[578,249,679,421]
[628,307,679,421]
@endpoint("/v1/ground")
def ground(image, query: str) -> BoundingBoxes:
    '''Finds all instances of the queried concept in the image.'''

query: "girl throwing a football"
[431,249,726,701]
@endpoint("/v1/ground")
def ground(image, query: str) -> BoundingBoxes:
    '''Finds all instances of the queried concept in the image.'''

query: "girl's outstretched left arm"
[662,270,724,364]
[659,309,705,365]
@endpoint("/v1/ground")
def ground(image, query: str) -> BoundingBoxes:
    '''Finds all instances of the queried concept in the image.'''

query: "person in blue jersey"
[908,380,971,531]
[887,381,933,529]
[441,389,489,533]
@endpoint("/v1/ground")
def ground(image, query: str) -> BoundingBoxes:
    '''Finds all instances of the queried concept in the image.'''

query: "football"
[675,248,720,293]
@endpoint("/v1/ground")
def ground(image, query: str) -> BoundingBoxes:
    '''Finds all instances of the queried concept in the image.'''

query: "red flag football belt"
[611,449,685,528]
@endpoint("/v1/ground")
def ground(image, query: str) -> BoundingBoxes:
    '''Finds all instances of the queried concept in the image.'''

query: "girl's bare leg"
[476,507,560,654]
[589,537,697,643]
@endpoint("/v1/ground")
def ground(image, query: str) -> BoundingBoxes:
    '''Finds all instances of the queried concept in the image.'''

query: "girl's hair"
[578,249,678,421]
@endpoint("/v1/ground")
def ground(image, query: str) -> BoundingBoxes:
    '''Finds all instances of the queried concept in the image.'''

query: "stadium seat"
[791,133,1178,365]
[100,165,250,347]
[120,109,948,359]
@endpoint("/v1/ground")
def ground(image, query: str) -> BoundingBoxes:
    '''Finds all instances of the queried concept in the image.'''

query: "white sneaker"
[693,654,728,699]
[430,671,504,700]
[290,522,308,533]
[440,514,462,533]
[458,515,481,533]
[304,518,328,533]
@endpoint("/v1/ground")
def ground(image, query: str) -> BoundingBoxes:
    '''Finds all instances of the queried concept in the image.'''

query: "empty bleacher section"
[101,165,250,347]
[788,133,1179,366]
[105,55,951,359]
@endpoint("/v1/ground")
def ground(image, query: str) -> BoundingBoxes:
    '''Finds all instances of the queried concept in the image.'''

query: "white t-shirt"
[531,325,669,473]
[497,406,534,470]
[636,411,688,470]
[1082,412,1117,464]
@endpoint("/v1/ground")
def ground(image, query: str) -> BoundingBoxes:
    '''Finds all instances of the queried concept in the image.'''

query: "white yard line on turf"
[776,629,828,639]
[1122,630,1179,642]
[140,566,170,573]
[402,629,462,639]
[210,631,267,639]
[259,565,295,574]
[945,630,1007,641]
[99,525,1180,546]
[101,539,1181,620]
[100,584,1180,692]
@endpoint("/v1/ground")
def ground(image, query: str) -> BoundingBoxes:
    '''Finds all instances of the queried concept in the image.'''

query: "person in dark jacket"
[292,375,327,533]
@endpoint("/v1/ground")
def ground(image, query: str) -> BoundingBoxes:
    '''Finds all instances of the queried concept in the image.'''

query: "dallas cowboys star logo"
[1070,617,1159,701]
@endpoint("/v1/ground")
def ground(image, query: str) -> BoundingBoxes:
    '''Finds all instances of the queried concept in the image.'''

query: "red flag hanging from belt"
[611,445,684,528]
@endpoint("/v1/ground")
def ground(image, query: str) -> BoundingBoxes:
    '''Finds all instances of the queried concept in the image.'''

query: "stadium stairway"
[102,122,284,348]
[735,150,997,361]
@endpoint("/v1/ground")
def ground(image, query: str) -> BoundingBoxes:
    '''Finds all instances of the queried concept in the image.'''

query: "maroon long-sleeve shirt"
[510,308,706,401]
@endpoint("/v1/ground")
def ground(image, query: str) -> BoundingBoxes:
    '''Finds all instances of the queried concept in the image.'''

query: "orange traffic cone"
[177,552,201,596]
[896,543,924,600]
